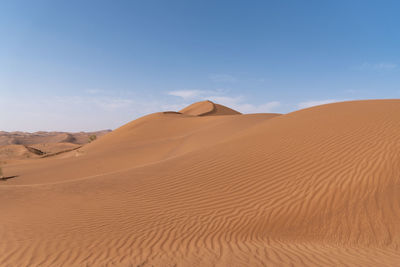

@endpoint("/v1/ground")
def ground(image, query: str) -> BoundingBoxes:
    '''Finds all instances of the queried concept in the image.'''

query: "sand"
[0,130,111,146]
[0,130,110,163]
[1,100,400,266]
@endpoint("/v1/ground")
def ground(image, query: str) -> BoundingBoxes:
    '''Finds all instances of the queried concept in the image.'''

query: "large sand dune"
[1,100,400,266]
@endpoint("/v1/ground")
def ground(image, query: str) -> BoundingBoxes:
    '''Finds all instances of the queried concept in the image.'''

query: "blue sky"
[1,0,400,131]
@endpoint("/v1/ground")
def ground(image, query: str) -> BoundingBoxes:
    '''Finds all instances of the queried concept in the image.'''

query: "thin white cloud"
[0,94,184,132]
[85,89,104,94]
[357,62,398,71]
[375,63,397,70]
[167,89,227,99]
[207,95,243,106]
[209,74,237,83]
[167,90,281,114]
[297,99,339,109]
[167,90,204,99]
[213,97,280,113]
[2,87,283,132]
[160,103,188,112]
[236,101,281,113]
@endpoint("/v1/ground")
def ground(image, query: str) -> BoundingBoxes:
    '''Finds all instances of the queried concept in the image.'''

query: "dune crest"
[180,100,242,116]
[1,100,400,266]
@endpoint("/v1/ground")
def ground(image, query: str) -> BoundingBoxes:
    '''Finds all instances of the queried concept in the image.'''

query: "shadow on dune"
[0,175,18,181]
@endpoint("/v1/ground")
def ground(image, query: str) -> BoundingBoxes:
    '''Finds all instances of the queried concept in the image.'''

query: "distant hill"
[0,130,111,146]
[0,130,111,161]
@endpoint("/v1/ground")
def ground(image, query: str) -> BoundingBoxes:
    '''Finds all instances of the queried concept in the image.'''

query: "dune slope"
[180,100,241,116]
[2,109,277,185]
[1,100,400,266]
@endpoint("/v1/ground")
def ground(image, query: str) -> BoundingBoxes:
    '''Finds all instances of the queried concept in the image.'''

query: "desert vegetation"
[88,134,97,143]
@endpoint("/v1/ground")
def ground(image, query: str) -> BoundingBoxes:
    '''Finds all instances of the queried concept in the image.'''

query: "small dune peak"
[179,100,241,116]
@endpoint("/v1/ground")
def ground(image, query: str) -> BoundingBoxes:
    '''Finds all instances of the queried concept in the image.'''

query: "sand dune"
[0,144,43,162]
[29,142,81,155]
[1,100,400,266]
[0,130,110,162]
[0,130,110,146]
[180,100,242,116]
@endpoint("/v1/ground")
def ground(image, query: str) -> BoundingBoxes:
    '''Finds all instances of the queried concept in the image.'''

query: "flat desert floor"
[1,100,400,266]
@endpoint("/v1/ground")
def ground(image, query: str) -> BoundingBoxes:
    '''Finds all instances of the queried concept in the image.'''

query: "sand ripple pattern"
[1,100,400,266]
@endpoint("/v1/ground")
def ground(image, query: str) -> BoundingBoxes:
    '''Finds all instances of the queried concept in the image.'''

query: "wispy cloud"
[356,62,398,71]
[0,94,185,132]
[85,89,106,94]
[297,99,339,109]
[239,101,281,113]
[2,88,283,132]
[209,96,280,113]
[168,90,281,114]
[167,90,204,99]
[209,74,237,83]
[167,89,227,100]
[206,95,243,106]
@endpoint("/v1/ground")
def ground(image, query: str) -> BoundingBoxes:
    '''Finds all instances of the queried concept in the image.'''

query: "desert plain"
[1,99,400,266]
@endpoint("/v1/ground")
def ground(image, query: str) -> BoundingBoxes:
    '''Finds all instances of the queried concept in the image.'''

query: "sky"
[1,0,400,132]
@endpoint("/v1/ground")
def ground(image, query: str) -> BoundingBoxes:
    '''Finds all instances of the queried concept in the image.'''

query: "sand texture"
[1,100,400,266]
